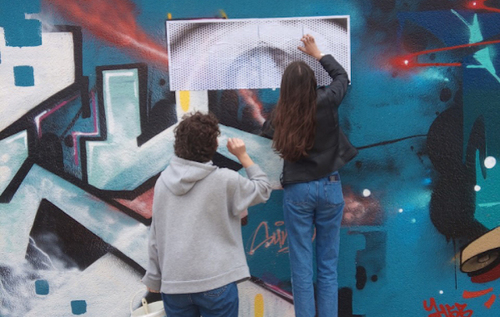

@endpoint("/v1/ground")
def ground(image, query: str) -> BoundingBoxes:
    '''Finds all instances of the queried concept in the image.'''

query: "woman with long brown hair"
[262,34,357,317]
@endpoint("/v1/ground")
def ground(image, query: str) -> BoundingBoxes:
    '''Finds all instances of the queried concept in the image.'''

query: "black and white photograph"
[167,16,351,91]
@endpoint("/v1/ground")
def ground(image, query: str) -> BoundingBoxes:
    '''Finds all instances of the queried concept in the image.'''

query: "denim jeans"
[161,282,238,317]
[283,172,344,317]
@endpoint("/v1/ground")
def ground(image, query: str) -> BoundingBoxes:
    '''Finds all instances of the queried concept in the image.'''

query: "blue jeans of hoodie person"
[283,172,344,317]
[161,282,238,317]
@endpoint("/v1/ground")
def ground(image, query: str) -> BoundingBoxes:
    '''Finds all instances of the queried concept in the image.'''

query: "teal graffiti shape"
[34,280,49,295]
[71,300,87,315]
[0,0,41,47]
[13,65,34,86]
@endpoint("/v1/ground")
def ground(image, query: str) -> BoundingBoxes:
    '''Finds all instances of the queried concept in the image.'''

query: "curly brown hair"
[174,111,220,163]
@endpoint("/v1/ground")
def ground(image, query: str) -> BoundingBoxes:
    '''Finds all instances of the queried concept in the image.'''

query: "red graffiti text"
[423,297,473,317]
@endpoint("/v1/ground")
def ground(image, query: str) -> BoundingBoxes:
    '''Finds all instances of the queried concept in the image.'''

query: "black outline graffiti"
[0,26,153,225]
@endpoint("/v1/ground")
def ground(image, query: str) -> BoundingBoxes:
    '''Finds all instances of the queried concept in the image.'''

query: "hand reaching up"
[298,34,323,60]
[227,138,254,168]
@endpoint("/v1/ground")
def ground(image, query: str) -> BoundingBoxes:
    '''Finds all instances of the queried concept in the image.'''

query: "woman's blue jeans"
[283,172,344,317]
[161,282,238,317]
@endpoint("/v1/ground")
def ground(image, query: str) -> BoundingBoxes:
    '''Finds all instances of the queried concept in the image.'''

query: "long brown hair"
[272,61,317,162]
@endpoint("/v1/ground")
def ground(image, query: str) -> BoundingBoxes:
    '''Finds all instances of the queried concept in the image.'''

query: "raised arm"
[299,34,349,107]
[227,138,272,215]
[227,137,254,168]
[319,55,349,107]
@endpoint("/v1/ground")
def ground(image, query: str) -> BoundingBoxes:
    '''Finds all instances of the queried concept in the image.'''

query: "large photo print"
[167,16,351,91]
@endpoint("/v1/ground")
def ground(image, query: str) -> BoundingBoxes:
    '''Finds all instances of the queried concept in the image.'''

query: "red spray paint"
[45,0,169,68]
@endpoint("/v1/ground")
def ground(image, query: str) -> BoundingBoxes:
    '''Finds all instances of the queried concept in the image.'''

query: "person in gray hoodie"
[142,111,272,317]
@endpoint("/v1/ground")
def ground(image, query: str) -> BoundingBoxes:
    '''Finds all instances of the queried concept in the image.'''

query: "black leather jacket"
[261,54,358,185]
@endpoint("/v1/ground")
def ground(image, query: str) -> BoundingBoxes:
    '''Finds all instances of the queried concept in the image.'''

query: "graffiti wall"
[1,0,500,316]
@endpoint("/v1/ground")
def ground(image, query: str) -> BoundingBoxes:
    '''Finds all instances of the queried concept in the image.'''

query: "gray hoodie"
[142,155,272,294]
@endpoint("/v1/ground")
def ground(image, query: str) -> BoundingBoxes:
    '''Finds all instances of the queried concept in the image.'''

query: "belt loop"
[329,173,340,182]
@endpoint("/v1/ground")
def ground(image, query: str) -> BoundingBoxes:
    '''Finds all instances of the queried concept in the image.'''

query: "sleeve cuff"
[141,275,162,292]
[245,164,264,178]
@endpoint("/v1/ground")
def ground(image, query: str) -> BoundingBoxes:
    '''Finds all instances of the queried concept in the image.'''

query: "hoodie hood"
[160,156,217,196]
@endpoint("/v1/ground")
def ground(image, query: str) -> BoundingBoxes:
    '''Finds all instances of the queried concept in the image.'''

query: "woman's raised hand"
[298,34,323,60]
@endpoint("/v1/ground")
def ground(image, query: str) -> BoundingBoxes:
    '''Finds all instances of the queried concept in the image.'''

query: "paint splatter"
[254,293,264,317]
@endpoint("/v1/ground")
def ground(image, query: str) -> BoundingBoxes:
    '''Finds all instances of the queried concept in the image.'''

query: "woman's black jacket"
[261,54,358,185]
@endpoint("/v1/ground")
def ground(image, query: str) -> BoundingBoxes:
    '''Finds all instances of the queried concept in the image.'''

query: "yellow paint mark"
[167,13,172,20]
[254,294,264,317]
[219,9,228,19]
[179,91,190,112]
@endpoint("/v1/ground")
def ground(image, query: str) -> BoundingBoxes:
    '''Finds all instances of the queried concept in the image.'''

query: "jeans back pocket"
[203,284,228,298]
[324,177,344,207]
